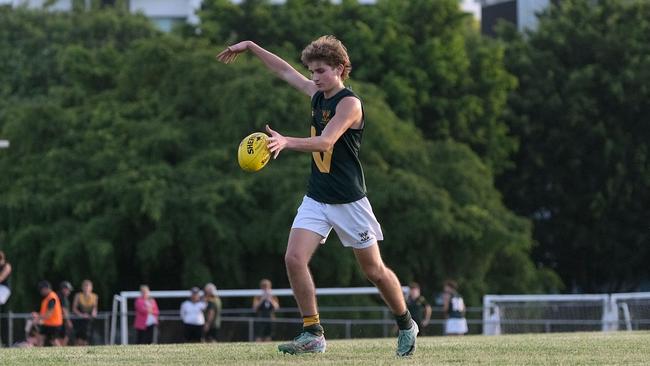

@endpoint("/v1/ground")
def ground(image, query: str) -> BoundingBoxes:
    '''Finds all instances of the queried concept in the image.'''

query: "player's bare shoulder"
[337,96,363,129]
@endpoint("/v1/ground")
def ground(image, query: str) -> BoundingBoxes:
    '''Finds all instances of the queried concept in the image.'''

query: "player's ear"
[335,64,344,78]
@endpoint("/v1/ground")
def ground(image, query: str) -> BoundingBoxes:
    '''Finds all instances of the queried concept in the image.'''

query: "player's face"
[308,61,343,92]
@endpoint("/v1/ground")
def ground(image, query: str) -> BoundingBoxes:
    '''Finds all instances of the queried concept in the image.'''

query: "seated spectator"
[13,320,41,348]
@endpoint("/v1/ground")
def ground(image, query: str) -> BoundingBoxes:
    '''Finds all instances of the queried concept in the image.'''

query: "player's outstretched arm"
[266,96,362,159]
[217,40,317,97]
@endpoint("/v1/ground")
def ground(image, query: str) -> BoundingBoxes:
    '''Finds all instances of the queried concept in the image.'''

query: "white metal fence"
[3,290,649,346]
[111,286,410,345]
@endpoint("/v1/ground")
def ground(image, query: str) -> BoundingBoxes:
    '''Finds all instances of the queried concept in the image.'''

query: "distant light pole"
[0,140,9,149]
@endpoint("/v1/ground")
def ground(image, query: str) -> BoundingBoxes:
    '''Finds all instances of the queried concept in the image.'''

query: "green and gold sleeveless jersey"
[306,88,366,204]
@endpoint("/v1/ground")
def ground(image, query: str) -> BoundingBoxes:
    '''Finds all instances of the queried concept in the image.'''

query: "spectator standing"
[134,285,159,344]
[442,280,468,335]
[57,281,74,345]
[180,287,206,342]
[253,279,279,342]
[0,250,12,347]
[32,280,63,346]
[72,279,98,345]
[203,283,222,342]
[406,282,432,335]
[0,251,11,306]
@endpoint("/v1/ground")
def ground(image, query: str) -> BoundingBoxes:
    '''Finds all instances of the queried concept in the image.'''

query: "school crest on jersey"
[321,110,331,124]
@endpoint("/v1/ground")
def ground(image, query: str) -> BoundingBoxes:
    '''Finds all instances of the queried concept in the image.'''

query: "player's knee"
[362,263,386,284]
[284,251,307,270]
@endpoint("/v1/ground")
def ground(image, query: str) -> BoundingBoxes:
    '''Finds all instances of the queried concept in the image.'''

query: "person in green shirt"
[203,283,222,342]
[406,282,432,335]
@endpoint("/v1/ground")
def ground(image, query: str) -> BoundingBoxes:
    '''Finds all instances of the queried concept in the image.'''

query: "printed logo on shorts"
[358,230,370,243]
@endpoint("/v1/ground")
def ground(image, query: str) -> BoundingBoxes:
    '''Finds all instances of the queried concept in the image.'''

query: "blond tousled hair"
[301,35,352,80]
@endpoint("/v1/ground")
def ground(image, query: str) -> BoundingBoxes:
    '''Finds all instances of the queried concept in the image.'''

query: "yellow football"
[237,132,271,172]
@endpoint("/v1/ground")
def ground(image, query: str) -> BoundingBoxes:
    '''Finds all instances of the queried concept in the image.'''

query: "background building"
[480,0,551,36]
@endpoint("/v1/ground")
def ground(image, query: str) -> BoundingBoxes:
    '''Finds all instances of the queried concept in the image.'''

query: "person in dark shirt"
[57,281,74,345]
[442,280,468,335]
[406,282,432,335]
[252,279,279,342]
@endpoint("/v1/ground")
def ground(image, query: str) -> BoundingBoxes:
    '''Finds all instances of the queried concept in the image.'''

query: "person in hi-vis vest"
[31,280,64,346]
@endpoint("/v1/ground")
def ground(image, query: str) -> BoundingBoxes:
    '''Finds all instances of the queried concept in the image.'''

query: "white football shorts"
[291,195,383,249]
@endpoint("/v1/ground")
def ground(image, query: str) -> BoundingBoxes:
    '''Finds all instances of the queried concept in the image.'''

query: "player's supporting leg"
[278,228,326,354]
[354,244,418,357]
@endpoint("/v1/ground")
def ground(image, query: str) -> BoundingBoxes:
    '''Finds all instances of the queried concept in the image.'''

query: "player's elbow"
[315,137,334,152]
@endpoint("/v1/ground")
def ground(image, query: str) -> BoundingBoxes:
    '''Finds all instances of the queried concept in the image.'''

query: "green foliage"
[497,0,650,292]
[198,0,518,173]
[0,5,553,310]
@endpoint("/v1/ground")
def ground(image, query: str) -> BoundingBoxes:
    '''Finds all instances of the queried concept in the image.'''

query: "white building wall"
[2,0,72,11]
[130,0,202,25]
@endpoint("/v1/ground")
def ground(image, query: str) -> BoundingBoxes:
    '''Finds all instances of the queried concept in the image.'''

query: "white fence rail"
[113,286,408,345]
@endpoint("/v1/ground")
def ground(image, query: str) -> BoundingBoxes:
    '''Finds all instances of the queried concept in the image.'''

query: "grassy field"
[1,331,649,365]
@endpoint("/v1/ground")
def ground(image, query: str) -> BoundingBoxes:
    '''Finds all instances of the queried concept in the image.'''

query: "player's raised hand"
[216,41,250,64]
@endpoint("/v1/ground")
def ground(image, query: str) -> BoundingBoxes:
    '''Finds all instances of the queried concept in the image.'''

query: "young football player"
[217,36,417,356]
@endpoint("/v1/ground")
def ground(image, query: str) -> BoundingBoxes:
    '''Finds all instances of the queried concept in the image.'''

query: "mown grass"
[1,331,649,365]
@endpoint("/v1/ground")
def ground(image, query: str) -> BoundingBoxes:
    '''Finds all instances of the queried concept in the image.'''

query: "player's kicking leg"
[354,243,418,357]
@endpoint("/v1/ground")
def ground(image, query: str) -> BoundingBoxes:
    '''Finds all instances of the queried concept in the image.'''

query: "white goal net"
[483,292,650,335]
[611,292,650,331]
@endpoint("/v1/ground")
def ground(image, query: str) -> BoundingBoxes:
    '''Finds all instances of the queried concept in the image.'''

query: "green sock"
[395,310,413,330]
[303,323,324,337]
